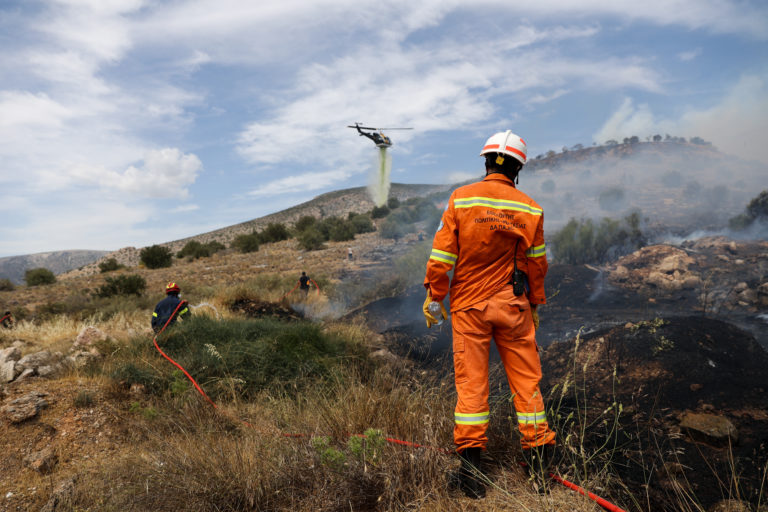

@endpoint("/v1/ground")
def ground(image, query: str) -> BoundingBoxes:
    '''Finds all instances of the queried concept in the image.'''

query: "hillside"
[0,250,107,285]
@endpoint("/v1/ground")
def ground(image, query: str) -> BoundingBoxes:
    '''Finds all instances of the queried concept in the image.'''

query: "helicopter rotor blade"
[347,124,377,131]
[376,127,413,131]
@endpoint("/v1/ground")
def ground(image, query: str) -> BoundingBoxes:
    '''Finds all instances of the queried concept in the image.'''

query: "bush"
[0,278,14,291]
[259,223,291,244]
[329,222,355,242]
[370,205,390,219]
[348,214,375,234]
[729,190,768,231]
[297,227,326,251]
[177,240,225,260]
[95,274,147,298]
[140,245,173,269]
[294,215,317,232]
[112,316,369,399]
[552,211,646,264]
[25,267,56,286]
[379,217,414,241]
[232,232,260,253]
[387,197,400,209]
[98,258,124,273]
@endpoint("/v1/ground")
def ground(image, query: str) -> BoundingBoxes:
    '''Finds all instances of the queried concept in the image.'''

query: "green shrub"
[98,258,124,273]
[387,196,400,209]
[95,274,147,298]
[552,211,646,264]
[176,240,225,260]
[329,222,355,242]
[730,189,768,230]
[0,278,14,291]
[25,267,56,286]
[232,232,260,253]
[297,227,326,251]
[294,215,317,232]
[112,316,368,399]
[140,245,173,269]
[259,223,291,244]
[379,217,414,240]
[370,205,390,219]
[348,213,375,234]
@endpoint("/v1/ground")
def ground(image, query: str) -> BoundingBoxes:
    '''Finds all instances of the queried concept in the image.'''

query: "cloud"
[678,49,702,61]
[247,169,353,197]
[593,74,768,164]
[70,148,203,199]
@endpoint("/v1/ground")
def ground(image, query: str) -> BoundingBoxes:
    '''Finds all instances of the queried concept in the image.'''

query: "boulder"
[0,346,21,364]
[23,447,58,474]
[37,364,63,378]
[40,476,76,512]
[0,360,18,383]
[66,350,100,369]
[658,253,694,273]
[14,368,35,382]
[679,411,738,446]
[73,326,108,350]
[16,350,54,372]
[2,392,49,423]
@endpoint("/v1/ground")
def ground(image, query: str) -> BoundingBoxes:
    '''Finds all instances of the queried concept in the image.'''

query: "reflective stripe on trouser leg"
[452,303,492,451]
[490,285,556,449]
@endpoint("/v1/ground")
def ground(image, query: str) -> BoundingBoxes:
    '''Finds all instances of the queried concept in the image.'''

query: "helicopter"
[348,123,413,148]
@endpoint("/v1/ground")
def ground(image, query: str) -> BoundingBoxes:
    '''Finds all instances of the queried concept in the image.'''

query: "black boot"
[457,447,486,499]
[523,443,557,494]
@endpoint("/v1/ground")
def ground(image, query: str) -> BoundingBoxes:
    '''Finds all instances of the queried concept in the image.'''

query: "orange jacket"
[424,173,547,311]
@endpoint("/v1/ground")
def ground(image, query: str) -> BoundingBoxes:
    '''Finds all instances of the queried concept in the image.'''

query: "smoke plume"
[368,147,392,207]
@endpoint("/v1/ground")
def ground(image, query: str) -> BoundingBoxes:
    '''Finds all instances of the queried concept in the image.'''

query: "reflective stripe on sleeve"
[517,410,548,425]
[430,248,458,265]
[152,312,158,317]
[453,196,542,215]
[455,411,490,425]
[525,244,546,258]
[179,308,189,316]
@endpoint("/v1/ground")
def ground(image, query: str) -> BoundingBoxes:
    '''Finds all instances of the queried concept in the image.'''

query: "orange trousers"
[451,284,556,451]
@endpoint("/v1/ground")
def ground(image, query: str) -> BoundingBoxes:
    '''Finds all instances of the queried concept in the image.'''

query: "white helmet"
[479,130,527,166]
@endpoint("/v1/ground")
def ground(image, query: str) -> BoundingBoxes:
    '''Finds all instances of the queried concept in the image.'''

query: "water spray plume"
[369,147,391,207]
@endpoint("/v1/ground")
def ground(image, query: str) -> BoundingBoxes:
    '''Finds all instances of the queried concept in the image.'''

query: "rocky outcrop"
[679,411,739,446]
[609,245,701,292]
[1,391,48,423]
[40,476,76,512]
[23,447,58,474]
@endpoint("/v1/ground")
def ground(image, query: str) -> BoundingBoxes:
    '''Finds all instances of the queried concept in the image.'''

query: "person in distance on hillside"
[1,311,13,329]
[151,282,190,333]
[299,271,310,296]
[423,130,557,498]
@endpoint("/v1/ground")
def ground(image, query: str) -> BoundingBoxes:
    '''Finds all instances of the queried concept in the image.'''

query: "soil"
[0,378,131,512]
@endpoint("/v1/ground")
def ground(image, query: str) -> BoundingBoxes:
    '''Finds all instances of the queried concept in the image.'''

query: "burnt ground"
[541,317,768,511]
[229,298,303,320]
[352,241,768,510]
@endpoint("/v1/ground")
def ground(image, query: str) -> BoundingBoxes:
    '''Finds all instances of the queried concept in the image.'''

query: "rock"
[733,282,748,293]
[370,348,399,364]
[37,364,63,378]
[757,283,768,309]
[680,411,738,446]
[14,368,35,382]
[11,340,25,349]
[73,326,108,350]
[658,253,694,273]
[0,346,21,364]
[16,350,54,372]
[129,383,146,395]
[682,275,702,289]
[23,447,57,474]
[613,265,630,281]
[2,392,49,423]
[66,351,100,369]
[40,476,76,512]
[0,360,18,383]
[738,289,757,304]
[708,499,752,512]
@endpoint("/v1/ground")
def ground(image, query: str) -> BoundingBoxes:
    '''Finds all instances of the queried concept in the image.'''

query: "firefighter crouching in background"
[152,282,190,333]
[1,311,13,329]
[423,130,557,498]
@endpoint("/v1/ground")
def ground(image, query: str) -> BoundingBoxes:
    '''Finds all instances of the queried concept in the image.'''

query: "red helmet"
[165,282,180,294]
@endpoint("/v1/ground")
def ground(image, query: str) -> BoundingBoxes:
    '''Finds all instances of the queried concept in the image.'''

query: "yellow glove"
[531,304,539,330]
[423,290,447,328]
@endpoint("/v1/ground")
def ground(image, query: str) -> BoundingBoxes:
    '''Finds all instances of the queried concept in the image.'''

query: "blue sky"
[1,0,766,256]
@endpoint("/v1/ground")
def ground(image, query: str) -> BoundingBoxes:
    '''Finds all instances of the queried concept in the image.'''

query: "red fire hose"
[0,313,11,326]
[152,308,626,512]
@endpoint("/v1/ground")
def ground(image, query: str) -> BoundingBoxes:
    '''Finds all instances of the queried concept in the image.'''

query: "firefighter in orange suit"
[423,130,556,497]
